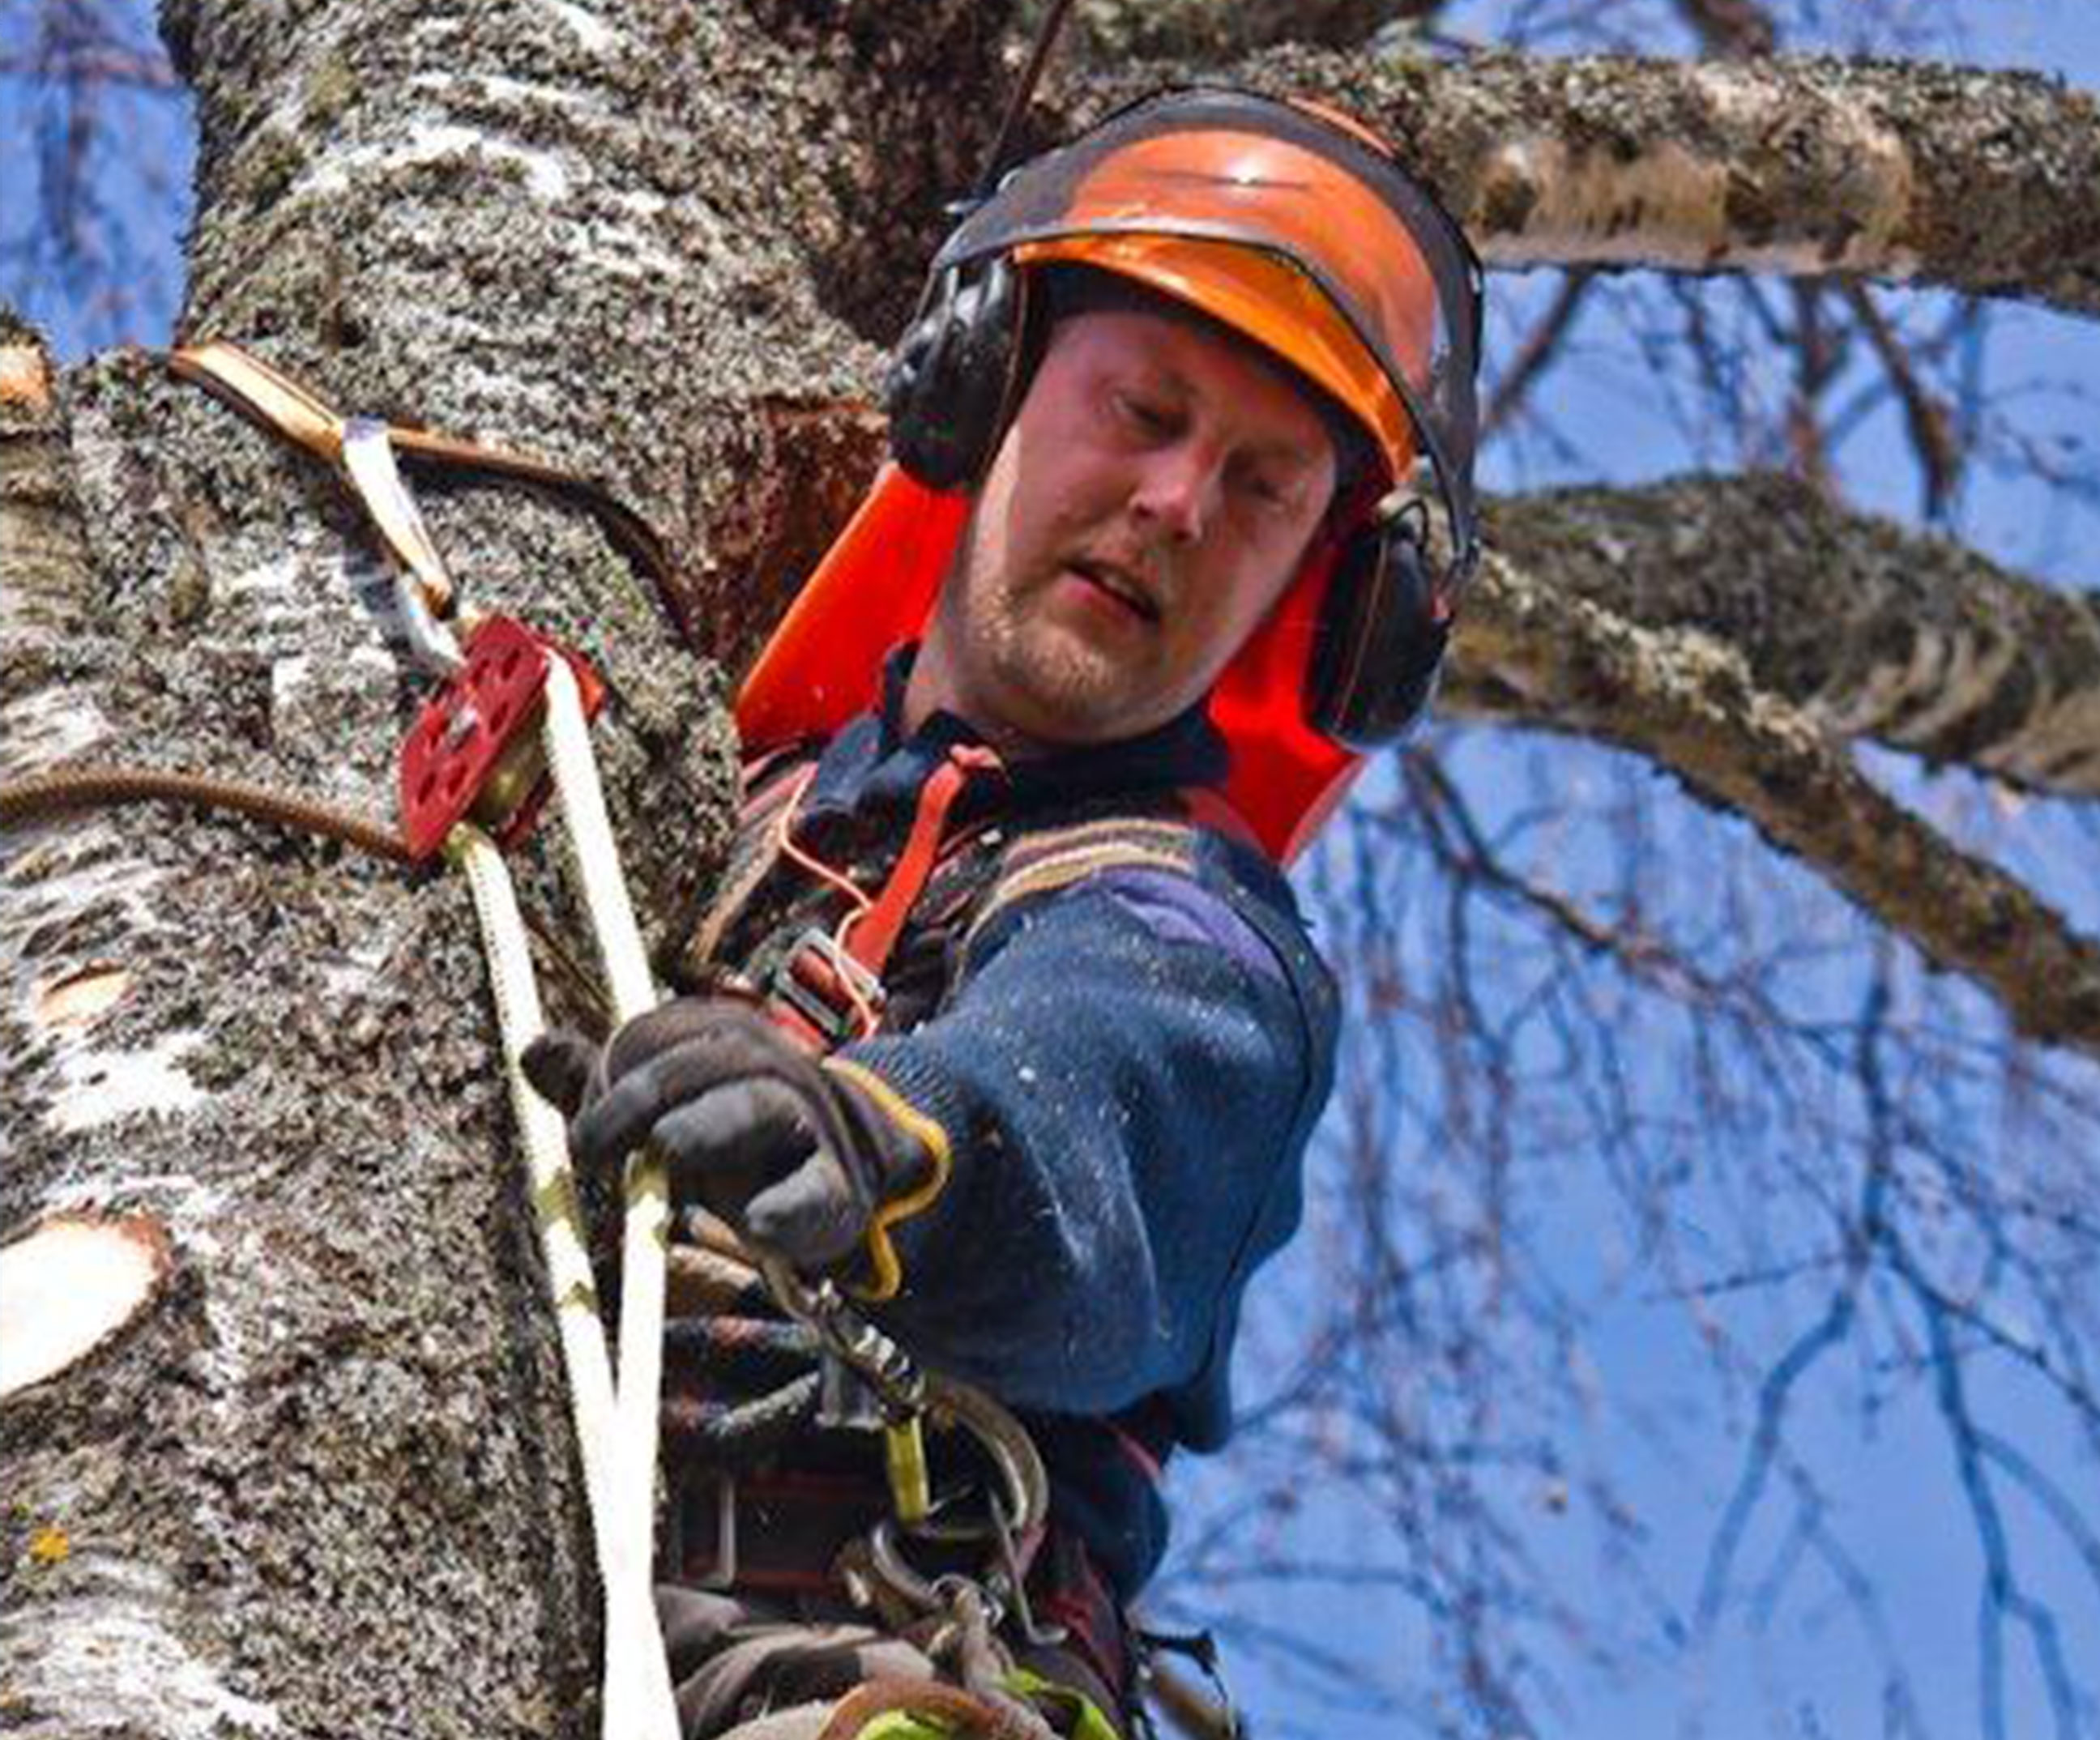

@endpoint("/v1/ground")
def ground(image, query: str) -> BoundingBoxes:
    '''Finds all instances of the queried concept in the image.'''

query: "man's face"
[905,303,1339,754]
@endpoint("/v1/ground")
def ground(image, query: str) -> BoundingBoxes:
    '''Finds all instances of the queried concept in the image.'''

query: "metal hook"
[989,1496,1066,1649]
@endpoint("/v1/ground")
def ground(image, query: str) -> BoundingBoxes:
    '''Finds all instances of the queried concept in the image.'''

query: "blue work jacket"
[773,655,1341,1597]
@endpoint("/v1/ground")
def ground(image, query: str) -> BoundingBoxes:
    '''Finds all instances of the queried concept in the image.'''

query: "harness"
[656,737,1247,1710]
[682,741,1231,1034]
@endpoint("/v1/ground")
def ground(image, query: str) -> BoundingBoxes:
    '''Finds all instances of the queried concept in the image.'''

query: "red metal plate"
[399,615,604,861]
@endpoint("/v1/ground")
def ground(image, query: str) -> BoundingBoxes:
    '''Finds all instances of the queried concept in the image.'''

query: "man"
[529,87,1482,1740]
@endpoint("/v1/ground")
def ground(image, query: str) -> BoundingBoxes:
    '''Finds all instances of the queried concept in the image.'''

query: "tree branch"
[1839,279,1963,520]
[1673,0,1778,58]
[1449,543,2100,1058]
[1466,472,2100,796]
[1059,49,2100,315]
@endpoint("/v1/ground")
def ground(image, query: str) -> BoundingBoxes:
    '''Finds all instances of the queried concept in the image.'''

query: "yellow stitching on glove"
[824,1058,954,1303]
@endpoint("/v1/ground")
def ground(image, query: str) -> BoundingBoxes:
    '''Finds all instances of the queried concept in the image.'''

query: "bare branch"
[1786,283,1837,497]
[0,47,180,87]
[1452,541,2100,1059]
[1840,279,1965,520]
[1468,472,2100,796]
[1061,50,2100,316]
[1674,0,1778,57]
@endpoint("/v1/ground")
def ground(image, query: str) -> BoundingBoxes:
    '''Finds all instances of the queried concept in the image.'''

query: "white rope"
[540,659,678,1740]
[449,824,680,1739]
[542,659,656,1017]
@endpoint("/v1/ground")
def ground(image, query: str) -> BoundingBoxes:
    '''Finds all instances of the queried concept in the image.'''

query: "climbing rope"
[451,667,680,1738]
[0,764,412,864]
[450,821,679,1737]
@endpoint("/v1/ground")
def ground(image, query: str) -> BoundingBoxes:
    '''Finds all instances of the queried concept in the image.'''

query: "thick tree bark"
[0,315,632,1734]
[9,5,2100,1734]
[0,0,1013,1732]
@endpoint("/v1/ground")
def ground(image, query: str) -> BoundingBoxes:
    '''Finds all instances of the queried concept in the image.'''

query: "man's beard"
[974,597,1137,745]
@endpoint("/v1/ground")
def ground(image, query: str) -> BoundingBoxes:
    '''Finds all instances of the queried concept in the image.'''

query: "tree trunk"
[0,0,1006,1731]
[11,5,2100,1733]
[0,279,650,1740]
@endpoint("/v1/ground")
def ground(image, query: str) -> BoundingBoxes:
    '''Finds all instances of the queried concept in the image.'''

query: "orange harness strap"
[845,744,1005,974]
[769,743,1004,1050]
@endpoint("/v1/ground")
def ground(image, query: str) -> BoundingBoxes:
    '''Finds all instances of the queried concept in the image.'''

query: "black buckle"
[772,927,887,1044]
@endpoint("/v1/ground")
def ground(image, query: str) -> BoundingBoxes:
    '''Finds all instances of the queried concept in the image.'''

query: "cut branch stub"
[31,965,133,1031]
[0,344,53,412]
[694,399,888,678]
[0,1212,173,1401]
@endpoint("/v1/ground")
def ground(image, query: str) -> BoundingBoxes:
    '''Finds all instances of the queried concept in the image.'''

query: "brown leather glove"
[522,1000,930,1274]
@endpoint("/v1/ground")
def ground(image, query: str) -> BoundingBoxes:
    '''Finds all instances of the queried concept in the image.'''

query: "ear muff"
[884,256,1028,492]
[1306,501,1451,748]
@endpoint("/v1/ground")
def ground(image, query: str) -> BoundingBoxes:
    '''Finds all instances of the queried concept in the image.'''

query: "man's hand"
[521,1000,926,1274]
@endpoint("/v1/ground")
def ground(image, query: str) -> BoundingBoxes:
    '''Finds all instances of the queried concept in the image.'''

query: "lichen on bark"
[1476,474,2100,795]
[1049,45,2100,313]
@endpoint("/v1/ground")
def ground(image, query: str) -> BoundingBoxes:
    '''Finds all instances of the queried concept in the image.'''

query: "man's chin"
[972,650,1129,750]
[1003,680,1182,753]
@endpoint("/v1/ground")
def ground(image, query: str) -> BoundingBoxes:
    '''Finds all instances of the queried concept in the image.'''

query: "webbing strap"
[843,744,1002,980]
[539,659,680,1740]
[688,761,822,974]
[450,825,681,1740]
[167,341,681,619]
[753,744,1002,1051]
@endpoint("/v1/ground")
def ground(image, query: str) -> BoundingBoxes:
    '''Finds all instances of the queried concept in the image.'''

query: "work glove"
[520,999,931,1276]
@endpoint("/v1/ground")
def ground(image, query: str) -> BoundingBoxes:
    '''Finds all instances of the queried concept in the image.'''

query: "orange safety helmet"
[736,87,1483,862]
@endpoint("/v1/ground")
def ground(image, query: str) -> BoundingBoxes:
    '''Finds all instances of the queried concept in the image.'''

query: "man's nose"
[1128,441,1222,544]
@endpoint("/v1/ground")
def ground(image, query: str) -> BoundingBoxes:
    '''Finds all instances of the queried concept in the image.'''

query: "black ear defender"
[1302,172,1483,751]
[1306,496,1453,748]
[884,255,1029,493]
[887,0,1074,490]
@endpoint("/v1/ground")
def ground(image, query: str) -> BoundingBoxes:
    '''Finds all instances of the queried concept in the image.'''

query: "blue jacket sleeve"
[834,848,1338,1451]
